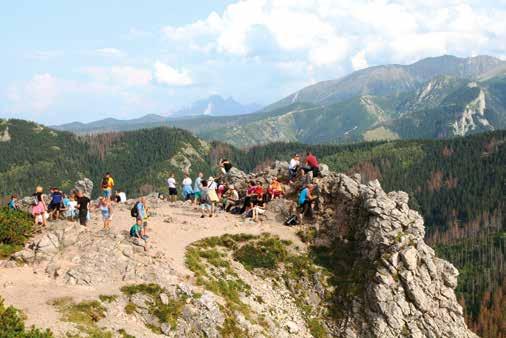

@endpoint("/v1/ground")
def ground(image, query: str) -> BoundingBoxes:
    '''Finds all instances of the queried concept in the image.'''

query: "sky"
[1,0,506,124]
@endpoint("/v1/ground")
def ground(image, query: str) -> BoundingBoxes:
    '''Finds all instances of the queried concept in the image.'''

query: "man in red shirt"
[303,151,320,179]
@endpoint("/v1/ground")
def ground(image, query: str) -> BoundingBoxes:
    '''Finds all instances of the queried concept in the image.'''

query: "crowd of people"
[7,152,322,251]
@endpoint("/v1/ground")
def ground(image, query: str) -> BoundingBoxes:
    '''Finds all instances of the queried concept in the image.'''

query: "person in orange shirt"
[268,177,284,200]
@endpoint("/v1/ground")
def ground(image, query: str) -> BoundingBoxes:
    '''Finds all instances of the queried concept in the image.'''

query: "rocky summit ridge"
[1,164,477,337]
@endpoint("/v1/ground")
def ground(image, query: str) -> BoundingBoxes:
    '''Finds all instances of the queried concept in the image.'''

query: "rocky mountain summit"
[1,165,477,337]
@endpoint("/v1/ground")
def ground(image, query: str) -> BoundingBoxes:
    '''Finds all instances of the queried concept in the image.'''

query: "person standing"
[101,172,115,200]
[136,197,149,228]
[219,159,233,175]
[193,172,203,205]
[98,197,113,230]
[76,190,91,227]
[31,186,47,226]
[48,187,64,220]
[182,173,194,201]
[167,173,177,202]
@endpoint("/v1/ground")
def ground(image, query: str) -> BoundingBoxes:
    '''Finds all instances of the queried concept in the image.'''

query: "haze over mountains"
[54,55,506,147]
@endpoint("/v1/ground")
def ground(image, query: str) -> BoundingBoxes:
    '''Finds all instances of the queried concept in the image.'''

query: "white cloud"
[7,73,59,113]
[154,61,193,86]
[161,0,506,73]
[94,48,126,57]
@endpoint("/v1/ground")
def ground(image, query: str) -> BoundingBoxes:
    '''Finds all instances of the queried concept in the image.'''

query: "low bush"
[0,207,34,258]
[0,296,54,337]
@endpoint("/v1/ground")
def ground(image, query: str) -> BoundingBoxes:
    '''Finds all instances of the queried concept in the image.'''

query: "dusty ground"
[0,199,303,335]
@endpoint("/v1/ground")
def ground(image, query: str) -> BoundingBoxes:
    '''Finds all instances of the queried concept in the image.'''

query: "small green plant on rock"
[0,296,54,337]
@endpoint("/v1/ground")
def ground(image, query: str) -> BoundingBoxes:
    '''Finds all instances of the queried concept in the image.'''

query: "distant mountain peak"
[171,95,262,117]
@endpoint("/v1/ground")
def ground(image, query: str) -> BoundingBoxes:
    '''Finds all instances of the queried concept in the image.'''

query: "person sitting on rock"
[302,151,320,180]
[8,194,19,210]
[219,159,233,175]
[267,177,284,201]
[288,154,301,183]
[240,181,257,213]
[182,173,194,201]
[298,184,315,223]
[199,180,214,218]
[115,190,127,203]
[222,185,239,212]
[130,218,148,251]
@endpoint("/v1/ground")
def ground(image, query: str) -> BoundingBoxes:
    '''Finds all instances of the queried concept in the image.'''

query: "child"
[8,195,18,210]
[98,197,113,230]
[130,218,148,251]
[199,180,214,218]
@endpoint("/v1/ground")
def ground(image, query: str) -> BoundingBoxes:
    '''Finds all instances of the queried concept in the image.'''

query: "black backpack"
[130,202,139,218]
[102,177,109,189]
[284,215,299,226]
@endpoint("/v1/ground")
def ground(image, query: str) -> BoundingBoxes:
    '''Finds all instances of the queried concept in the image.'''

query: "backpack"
[102,177,109,189]
[284,215,299,226]
[31,195,39,206]
[130,202,139,218]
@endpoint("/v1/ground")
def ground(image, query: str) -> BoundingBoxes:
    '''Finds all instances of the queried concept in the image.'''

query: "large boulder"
[73,178,93,197]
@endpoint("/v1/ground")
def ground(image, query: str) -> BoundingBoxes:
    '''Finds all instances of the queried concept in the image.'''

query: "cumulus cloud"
[154,61,193,86]
[161,0,506,73]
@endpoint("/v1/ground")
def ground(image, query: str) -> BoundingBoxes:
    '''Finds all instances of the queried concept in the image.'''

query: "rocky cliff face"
[312,172,477,337]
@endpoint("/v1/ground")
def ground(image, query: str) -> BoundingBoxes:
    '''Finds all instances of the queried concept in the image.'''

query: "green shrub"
[0,296,54,337]
[233,238,287,270]
[0,207,34,258]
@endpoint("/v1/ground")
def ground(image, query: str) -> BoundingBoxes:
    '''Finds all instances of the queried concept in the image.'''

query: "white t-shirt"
[118,192,127,203]
[182,177,192,186]
[167,177,176,189]
[68,201,77,211]
[289,158,300,170]
[208,181,217,190]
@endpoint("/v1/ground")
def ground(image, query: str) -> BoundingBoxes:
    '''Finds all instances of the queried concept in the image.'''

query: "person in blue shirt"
[8,195,18,210]
[48,187,64,220]
[298,184,315,223]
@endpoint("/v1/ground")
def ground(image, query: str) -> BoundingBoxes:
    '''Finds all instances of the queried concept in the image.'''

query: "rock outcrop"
[73,177,94,197]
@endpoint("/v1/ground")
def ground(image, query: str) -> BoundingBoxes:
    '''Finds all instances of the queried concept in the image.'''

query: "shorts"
[48,203,61,212]
[200,203,211,210]
[102,189,112,198]
[169,188,177,196]
[194,191,201,199]
[102,213,112,221]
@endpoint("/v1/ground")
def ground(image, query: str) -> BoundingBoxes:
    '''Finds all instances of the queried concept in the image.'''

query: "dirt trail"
[0,199,302,334]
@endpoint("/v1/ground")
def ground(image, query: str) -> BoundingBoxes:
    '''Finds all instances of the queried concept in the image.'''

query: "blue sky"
[1,0,506,124]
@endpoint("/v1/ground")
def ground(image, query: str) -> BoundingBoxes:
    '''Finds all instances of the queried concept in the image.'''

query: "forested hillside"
[0,118,504,336]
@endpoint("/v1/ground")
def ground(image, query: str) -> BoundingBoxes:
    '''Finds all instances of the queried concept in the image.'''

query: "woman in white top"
[182,173,194,201]
[167,173,177,202]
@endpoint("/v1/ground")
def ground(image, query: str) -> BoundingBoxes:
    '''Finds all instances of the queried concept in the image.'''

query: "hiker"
[47,187,64,220]
[219,159,233,174]
[288,154,301,182]
[207,177,219,215]
[64,194,78,221]
[267,177,283,200]
[8,195,18,210]
[76,190,90,226]
[98,197,113,230]
[199,180,215,217]
[302,151,320,180]
[298,184,315,222]
[241,181,258,213]
[115,190,127,203]
[133,197,149,228]
[130,218,148,251]
[182,173,194,201]
[101,172,115,200]
[222,185,239,212]
[193,172,203,205]
[31,186,47,226]
[167,173,177,202]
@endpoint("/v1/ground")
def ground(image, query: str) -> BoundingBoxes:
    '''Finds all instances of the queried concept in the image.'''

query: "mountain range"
[54,55,506,147]
[53,95,261,134]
